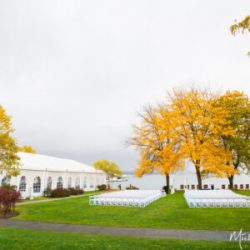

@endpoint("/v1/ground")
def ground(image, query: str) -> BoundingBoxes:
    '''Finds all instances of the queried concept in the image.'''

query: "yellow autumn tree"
[131,106,184,193]
[0,105,20,177]
[19,145,37,154]
[93,160,122,189]
[169,89,236,189]
[230,15,250,56]
[217,90,250,189]
[231,15,250,34]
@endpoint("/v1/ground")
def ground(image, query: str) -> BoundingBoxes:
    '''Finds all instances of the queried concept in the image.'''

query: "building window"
[90,177,94,188]
[221,185,225,189]
[1,176,10,186]
[33,176,41,193]
[180,185,184,190]
[68,177,72,188]
[191,185,195,190]
[240,184,244,190]
[246,184,249,190]
[47,177,52,189]
[75,177,80,189]
[19,176,26,192]
[57,177,63,189]
[234,184,238,190]
[83,176,87,189]
[203,185,208,189]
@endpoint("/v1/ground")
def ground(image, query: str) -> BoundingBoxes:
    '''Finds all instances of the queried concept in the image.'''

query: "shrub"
[43,188,51,197]
[50,188,70,198]
[97,184,107,191]
[68,188,84,195]
[1,184,17,190]
[0,188,20,217]
[126,185,139,190]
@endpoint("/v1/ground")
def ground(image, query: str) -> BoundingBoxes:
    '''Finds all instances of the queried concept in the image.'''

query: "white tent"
[0,152,106,198]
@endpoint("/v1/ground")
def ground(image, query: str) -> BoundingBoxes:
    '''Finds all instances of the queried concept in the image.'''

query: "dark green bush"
[126,185,139,190]
[50,188,70,198]
[43,188,51,197]
[1,184,17,190]
[68,188,84,195]
[97,184,107,191]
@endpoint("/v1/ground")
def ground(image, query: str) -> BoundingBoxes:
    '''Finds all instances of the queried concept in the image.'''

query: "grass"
[14,191,250,230]
[235,190,250,196]
[0,228,244,250]
[17,190,101,203]
[18,196,50,203]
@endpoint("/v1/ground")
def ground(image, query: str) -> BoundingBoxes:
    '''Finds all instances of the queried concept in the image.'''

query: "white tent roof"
[18,152,103,174]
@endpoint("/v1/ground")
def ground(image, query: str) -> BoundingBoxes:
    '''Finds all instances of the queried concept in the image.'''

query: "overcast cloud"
[0,0,249,171]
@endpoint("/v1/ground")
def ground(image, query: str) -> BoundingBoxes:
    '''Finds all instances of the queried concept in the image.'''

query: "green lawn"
[0,228,243,250]
[18,196,50,203]
[17,191,101,203]
[14,191,250,230]
[235,190,250,196]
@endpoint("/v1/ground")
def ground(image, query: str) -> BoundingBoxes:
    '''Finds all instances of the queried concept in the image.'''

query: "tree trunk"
[195,165,202,190]
[228,175,234,190]
[228,162,239,190]
[165,174,170,194]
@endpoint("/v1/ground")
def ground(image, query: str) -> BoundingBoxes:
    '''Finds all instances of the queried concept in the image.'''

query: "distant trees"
[131,88,249,190]
[18,145,37,154]
[93,160,122,189]
[0,106,20,177]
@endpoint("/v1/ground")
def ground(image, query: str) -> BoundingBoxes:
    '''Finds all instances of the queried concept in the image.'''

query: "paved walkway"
[0,219,246,241]
[16,193,95,206]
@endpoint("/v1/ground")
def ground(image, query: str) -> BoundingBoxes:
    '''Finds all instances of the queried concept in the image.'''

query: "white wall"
[0,170,106,199]
[171,174,250,190]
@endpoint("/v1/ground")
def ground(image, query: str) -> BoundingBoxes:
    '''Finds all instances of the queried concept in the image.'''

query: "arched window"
[90,176,94,188]
[19,176,26,192]
[83,176,87,189]
[47,177,52,190]
[75,177,80,190]
[1,176,10,186]
[68,177,72,188]
[57,177,63,189]
[33,176,41,193]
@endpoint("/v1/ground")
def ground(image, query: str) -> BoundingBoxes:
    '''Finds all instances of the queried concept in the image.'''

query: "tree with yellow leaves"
[93,160,122,189]
[168,89,236,189]
[18,145,37,154]
[230,15,250,56]
[217,90,250,189]
[131,106,184,193]
[0,105,20,177]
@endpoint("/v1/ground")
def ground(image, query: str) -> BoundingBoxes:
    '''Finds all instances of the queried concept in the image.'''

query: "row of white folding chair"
[187,199,250,208]
[90,198,146,207]
[89,194,162,207]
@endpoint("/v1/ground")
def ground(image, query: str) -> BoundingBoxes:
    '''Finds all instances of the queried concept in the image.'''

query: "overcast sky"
[0,1,249,171]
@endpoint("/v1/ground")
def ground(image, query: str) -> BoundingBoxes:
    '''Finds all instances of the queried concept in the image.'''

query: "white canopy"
[18,152,103,174]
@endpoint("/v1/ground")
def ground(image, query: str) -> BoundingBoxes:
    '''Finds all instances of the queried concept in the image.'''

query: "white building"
[0,152,106,198]
[170,161,250,190]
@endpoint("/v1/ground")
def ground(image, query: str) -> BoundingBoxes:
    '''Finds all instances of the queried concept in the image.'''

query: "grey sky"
[0,1,249,171]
